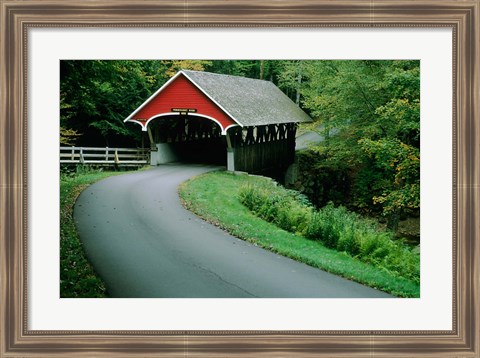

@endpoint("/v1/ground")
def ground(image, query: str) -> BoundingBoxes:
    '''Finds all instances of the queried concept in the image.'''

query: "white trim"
[224,123,240,133]
[123,71,185,122]
[125,119,148,131]
[144,112,238,135]
[181,71,243,126]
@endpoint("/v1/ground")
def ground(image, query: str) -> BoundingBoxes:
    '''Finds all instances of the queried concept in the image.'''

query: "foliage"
[163,60,213,77]
[61,60,167,147]
[239,179,313,235]
[208,60,284,82]
[359,138,420,223]
[305,204,419,283]
[60,126,81,146]
[283,60,420,228]
[179,171,419,297]
[239,178,419,283]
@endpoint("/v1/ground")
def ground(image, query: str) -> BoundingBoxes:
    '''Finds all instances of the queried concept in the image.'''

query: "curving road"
[74,163,391,298]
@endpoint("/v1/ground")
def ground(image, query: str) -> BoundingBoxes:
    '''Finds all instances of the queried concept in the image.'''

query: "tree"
[163,60,213,78]
[60,60,166,147]
[293,60,420,228]
[357,62,420,228]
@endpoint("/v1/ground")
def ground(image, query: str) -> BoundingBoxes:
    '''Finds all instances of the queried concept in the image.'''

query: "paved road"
[295,130,324,151]
[74,164,391,298]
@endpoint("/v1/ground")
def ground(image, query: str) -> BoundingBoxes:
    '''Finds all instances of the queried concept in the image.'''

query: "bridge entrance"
[148,115,226,166]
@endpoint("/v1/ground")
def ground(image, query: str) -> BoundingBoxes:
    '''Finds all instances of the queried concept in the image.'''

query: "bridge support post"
[147,126,156,149]
[227,148,235,172]
[226,131,235,172]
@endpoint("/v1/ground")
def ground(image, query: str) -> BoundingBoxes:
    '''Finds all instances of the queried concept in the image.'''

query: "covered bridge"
[125,70,311,173]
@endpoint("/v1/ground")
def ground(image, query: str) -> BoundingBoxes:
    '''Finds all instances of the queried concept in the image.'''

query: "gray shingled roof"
[182,70,312,127]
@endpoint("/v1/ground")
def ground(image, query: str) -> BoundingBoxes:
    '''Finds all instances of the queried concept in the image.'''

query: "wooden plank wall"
[234,139,295,173]
[232,123,297,173]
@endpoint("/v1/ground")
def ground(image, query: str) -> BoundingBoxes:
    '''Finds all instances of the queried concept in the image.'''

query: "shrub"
[239,180,313,234]
[239,179,419,283]
[305,203,349,248]
[337,224,360,255]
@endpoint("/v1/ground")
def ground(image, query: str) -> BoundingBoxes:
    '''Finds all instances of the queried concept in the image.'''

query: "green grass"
[60,167,143,297]
[178,171,420,298]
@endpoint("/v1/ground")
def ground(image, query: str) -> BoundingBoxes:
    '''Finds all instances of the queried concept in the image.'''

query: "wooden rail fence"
[60,146,149,167]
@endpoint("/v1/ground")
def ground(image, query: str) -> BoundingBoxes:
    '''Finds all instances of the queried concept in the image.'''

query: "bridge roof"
[125,70,311,132]
[181,70,312,127]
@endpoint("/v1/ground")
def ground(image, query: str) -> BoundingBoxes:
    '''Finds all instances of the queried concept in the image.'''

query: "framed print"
[1,0,479,356]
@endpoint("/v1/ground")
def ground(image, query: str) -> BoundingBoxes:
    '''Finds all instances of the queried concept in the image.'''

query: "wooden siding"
[229,123,297,173]
[132,74,237,132]
[233,139,295,173]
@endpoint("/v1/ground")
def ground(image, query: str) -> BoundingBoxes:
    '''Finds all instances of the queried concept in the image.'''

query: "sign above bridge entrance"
[171,108,197,114]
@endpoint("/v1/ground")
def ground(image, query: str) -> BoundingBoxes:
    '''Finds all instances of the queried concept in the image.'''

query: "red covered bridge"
[125,70,311,173]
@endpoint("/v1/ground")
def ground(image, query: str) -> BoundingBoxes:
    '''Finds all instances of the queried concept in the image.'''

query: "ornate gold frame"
[1,1,478,356]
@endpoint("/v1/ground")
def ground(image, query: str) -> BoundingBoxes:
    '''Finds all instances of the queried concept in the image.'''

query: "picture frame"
[1,0,478,356]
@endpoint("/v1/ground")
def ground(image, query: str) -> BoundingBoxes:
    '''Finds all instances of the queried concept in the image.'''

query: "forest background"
[60,59,420,236]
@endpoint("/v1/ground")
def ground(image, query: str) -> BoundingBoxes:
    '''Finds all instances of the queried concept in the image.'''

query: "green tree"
[294,60,420,229]
[163,60,213,77]
[60,60,166,146]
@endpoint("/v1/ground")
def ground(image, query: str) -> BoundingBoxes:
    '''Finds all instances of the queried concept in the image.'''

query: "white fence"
[60,146,149,166]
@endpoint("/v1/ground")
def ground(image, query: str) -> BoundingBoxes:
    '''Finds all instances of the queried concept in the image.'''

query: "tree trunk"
[296,71,302,105]
[387,210,400,232]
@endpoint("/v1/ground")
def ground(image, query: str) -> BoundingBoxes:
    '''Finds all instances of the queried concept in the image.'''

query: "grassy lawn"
[60,168,142,297]
[178,170,420,298]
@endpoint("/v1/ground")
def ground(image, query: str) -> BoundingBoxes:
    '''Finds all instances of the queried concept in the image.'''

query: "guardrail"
[60,146,149,167]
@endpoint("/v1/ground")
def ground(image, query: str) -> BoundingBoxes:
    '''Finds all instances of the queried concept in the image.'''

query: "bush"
[305,203,419,283]
[239,180,313,234]
[305,203,352,248]
[239,179,419,283]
